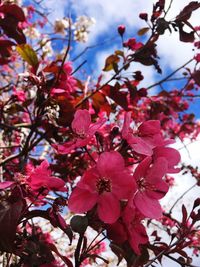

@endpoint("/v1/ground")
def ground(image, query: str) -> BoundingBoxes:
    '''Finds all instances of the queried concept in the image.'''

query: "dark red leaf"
[192,70,200,86]
[181,204,188,224]
[0,39,16,47]
[134,42,162,73]
[177,249,189,259]
[0,199,24,252]
[0,4,26,22]
[179,26,195,43]
[0,16,26,44]
[193,198,200,209]
[110,243,125,265]
[176,2,200,22]
[0,39,15,64]
[104,84,128,110]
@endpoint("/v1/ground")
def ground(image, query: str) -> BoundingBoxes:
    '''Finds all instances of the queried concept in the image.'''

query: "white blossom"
[23,27,41,40]
[39,35,53,57]
[73,15,96,42]
[54,18,71,35]
[2,0,22,5]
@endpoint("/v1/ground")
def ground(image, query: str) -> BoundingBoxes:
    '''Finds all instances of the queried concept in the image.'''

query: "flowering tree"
[0,0,200,266]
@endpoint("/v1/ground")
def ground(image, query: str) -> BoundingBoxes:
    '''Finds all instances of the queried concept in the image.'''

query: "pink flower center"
[76,129,86,138]
[137,178,155,192]
[96,178,112,194]
[15,173,27,184]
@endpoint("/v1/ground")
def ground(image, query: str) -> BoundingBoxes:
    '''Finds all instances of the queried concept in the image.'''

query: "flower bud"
[139,13,148,21]
[118,25,125,36]
[70,215,88,234]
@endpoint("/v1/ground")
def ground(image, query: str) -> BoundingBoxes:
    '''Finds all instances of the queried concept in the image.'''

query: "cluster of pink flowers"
[2,160,68,198]
[53,109,106,154]
[25,160,67,194]
[123,38,143,51]
[53,109,181,254]
[51,62,77,98]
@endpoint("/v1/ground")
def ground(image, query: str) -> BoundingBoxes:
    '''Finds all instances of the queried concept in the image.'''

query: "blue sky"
[35,0,200,118]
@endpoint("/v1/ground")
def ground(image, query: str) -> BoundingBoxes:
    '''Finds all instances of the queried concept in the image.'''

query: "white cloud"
[90,46,157,92]
[71,0,199,71]
[70,0,152,43]
[42,0,199,82]
[42,0,71,21]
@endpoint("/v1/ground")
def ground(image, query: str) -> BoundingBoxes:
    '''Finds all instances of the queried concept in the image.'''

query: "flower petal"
[138,120,160,135]
[111,171,136,199]
[78,168,98,192]
[133,157,152,182]
[47,177,66,191]
[97,151,124,177]
[97,193,120,223]
[147,179,169,199]
[68,187,97,213]
[72,109,91,135]
[122,112,132,139]
[154,147,181,173]
[129,222,148,254]
[146,157,168,183]
[87,118,106,136]
[52,140,77,154]
[106,222,127,243]
[129,137,153,156]
[134,192,162,219]
[0,181,15,189]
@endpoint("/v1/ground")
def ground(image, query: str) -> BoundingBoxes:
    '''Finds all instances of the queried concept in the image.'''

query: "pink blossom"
[153,146,181,173]
[122,205,148,254]
[132,156,168,219]
[194,53,200,62]
[26,160,67,193]
[0,181,15,189]
[13,87,26,102]
[107,205,148,254]
[122,112,164,156]
[58,62,77,93]
[50,62,77,97]
[54,109,106,154]
[123,38,143,51]
[50,88,70,98]
[68,151,135,223]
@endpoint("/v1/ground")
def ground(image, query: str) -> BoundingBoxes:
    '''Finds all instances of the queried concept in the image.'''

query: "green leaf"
[137,27,150,36]
[115,50,124,57]
[103,54,120,71]
[16,44,39,69]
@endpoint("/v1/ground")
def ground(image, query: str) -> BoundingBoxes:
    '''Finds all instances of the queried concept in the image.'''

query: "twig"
[86,230,103,252]
[164,0,174,18]
[144,239,180,267]
[71,60,87,75]
[146,58,194,90]
[54,15,72,85]
[72,36,118,62]
[168,182,197,214]
[75,58,134,108]
[165,254,199,267]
